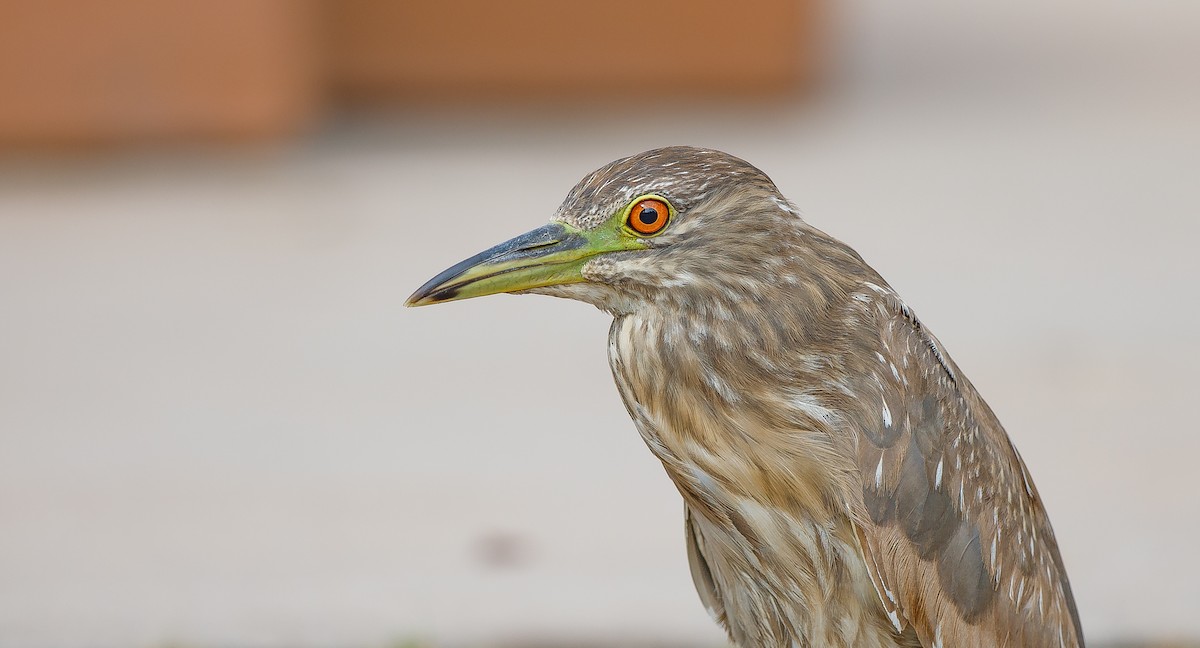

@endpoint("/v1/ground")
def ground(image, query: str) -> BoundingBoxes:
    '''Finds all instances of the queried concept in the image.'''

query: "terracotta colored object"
[328,0,819,100]
[0,1,816,146]
[0,1,321,146]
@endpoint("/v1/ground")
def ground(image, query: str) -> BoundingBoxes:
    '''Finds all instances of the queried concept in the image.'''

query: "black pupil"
[638,207,659,225]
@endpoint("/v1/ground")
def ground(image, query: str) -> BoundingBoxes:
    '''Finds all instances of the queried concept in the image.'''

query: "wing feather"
[685,507,728,627]
[850,292,1083,647]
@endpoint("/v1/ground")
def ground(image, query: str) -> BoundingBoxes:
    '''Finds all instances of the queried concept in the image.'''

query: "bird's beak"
[406,222,595,307]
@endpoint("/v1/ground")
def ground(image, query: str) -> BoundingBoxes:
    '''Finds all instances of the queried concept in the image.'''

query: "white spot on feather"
[659,270,698,289]
[790,392,836,424]
[881,399,892,428]
[875,455,884,488]
[704,371,739,403]
[1020,457,1036,498]
[770,196,797,214]
[935,457,944,489]
[863,281,890,295]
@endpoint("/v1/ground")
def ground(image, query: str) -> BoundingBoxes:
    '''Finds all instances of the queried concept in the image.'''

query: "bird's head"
[407,146,829,315]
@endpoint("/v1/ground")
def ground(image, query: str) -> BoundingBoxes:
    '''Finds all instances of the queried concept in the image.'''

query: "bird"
[406,147,1083,647]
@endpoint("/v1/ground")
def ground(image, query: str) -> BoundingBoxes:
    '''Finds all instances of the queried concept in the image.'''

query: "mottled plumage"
[409,146,1083,647]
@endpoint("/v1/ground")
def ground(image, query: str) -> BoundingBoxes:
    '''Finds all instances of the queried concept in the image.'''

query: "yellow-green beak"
[406,223,595,307]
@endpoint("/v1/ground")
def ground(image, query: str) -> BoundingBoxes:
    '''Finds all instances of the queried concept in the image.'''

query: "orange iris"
[628,198,670,235]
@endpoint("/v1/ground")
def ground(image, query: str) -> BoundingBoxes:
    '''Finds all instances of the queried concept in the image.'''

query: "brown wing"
[849,294,1083,647]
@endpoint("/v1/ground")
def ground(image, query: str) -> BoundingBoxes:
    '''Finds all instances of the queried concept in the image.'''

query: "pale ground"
[1,2,1199,647]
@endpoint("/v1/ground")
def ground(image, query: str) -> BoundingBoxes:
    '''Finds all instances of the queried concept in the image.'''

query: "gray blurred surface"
[2,1,1199,646]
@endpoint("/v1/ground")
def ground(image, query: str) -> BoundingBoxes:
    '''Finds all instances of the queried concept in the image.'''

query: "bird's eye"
[627,198,671,236]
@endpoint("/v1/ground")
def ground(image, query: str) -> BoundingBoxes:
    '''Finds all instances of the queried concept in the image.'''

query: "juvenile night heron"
[407,147,1083,647]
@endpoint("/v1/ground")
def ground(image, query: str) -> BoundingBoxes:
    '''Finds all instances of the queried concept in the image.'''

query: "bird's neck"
[606,298,904,647]
[605,227,891,516]
[607,293,863,517]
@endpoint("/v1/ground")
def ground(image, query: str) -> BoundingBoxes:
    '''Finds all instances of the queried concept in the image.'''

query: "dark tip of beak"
[406,223,580,307]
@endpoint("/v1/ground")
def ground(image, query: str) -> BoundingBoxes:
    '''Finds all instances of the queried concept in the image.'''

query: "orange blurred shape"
[329,0,819,102]
[0,0,321,147]
[0,1,818,147]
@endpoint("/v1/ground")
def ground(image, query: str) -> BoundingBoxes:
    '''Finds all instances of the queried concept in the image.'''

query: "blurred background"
[1,1,1198,646]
